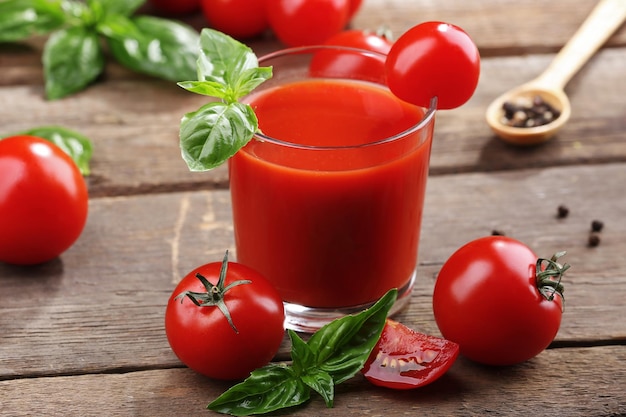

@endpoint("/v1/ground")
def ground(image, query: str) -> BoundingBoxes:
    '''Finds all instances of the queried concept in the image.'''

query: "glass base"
[283,270,416,333]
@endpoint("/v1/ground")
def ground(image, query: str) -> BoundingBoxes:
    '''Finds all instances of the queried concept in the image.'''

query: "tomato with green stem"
[385,21,480,110]
[432,236,568,366]
[362,319,459,389]
[0,135,88,265]
[165,251,285,380]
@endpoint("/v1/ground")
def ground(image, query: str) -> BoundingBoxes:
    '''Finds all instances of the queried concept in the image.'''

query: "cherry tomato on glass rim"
[147,0,200,15]
[362,319,459,389]
[309,29,393,82]
[165,251,285,380]
[386,21,480,110]
[200,0,268,39]
[267,0,350,47]
[432,236,569,366]
[0,135,88,265]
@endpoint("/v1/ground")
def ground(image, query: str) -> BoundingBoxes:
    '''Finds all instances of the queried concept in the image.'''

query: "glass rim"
[250,45,438,151]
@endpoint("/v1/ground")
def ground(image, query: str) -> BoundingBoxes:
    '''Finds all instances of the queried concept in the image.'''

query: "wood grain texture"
[0,346,624,416]
[1,164,624,379]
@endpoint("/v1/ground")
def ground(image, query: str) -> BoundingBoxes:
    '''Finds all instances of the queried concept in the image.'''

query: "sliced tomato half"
[362,319,459,389]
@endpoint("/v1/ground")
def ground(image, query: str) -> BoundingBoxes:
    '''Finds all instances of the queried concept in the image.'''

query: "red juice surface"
[229,79,434,308]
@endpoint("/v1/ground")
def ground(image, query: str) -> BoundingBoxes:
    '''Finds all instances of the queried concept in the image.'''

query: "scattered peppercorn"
[588,233,601,247]
[501,95,561,128]
[557,205,569,218]
[491,229,505,236]
[591,220,604,232]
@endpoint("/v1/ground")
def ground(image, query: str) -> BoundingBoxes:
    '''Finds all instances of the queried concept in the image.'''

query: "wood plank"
[1,164,624,378]
[1,47,624,196]
[0,346,624,416]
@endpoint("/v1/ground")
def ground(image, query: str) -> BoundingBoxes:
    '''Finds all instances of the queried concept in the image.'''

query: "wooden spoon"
[486,0,626,145]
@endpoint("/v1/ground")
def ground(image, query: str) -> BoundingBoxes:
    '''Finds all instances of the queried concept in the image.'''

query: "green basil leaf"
[289,330,315,375]
[0,0,66,42]
[177,80,230,99]
[180,101,257,171]
[208,364,310,417]
[233,66,273,99]
[306,289,397,384]
[104,15,199,82]
[301,368,334,408]
[94,0,144,17]
[196,28,269,100]
[14,125,93,175]
[43,26,104,100]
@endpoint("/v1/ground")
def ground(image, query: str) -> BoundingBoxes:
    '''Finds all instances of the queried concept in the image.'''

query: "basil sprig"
[0,0,199,100]
[1,126,93,175]
[178,29,273,171]
[208,289,397,416]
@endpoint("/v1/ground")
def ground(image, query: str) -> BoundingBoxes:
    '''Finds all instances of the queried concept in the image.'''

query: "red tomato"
[347,0,363,19]
[433,236,568,366]
[386,21,480,110]
[165,252,285,380]
[309,29,393,82]
[267,0,350,47]
[362,319,459,389]
[200,0,268,39]
[0,135,88,265]
[147,0,200,15]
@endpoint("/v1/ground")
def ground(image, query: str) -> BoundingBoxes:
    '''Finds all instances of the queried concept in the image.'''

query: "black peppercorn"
[557,205,569,218]
[591,220,604,232]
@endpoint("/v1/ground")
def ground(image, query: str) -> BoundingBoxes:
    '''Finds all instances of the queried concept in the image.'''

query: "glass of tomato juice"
[229,46,436,332]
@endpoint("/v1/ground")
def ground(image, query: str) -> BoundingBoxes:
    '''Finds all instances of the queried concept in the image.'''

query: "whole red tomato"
[200,0,268,39]
[432,236,568,366]
[386,21,480,110]
[165,252,285,380]
[267,0,350,47]
[0,135,88,265]
[347,0,363,19]
[147,0,200,15]
[362,319,459,389]
[309,29,393,82]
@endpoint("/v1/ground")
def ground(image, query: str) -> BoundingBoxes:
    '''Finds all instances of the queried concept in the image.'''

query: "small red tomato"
[0,135,88,265]
[362,319,459,389]
[200,0,268,39]
[165,252,285,380]
[267,0,350,47]
[433,236,568,366]
[309,29,393,82]
[347,0,363,19]
[147,0,200,15]
[386,21,480,110]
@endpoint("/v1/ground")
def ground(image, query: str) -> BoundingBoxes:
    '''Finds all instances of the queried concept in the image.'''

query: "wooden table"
[1,0,625,415]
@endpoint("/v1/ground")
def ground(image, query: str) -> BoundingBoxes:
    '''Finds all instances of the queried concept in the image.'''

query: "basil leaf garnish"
[180,101,257,171]
[208,364,310,417]
[43,26,104,100]
[208,289,397,416]
[177,29,273,171]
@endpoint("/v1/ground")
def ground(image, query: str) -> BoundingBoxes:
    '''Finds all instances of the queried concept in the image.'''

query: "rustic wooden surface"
[1,0,625,416]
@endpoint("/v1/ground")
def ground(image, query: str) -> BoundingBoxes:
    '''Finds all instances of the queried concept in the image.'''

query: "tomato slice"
[362,319,459,389]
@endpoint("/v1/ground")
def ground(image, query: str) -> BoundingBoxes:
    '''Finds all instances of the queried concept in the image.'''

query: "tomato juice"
[229,48,435,330]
